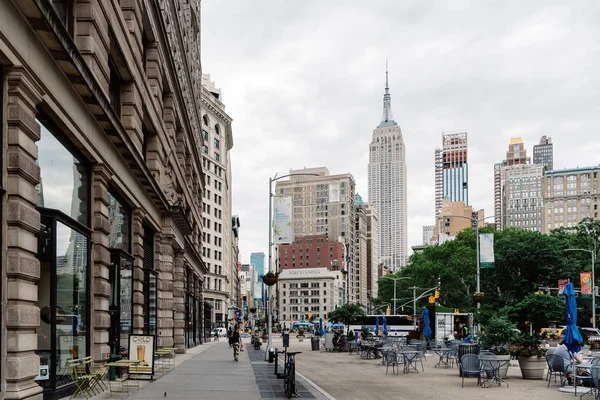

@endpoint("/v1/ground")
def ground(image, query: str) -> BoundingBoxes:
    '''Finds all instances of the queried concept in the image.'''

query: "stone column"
[91,165,112,362]
[131,209,145,334]
[4,67,44,399]
[173,250,186,353]
[156,227,174,348]
[120,82,144,155]
[75,0,110,93]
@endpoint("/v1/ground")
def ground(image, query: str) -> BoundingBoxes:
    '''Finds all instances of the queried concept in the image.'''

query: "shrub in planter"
[480,317,518,378]
[510,333,547,380]
[473,292,485,303]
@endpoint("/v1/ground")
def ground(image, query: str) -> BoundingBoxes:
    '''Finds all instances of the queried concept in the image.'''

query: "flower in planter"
[510,333,547,358]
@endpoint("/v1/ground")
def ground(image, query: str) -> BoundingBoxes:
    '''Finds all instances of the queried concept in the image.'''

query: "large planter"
[473,293,484,303]
[262,274,278,286]
[518,356,546,379]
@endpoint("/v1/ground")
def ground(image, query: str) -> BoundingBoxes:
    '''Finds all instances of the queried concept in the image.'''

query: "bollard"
[268,348,275,363]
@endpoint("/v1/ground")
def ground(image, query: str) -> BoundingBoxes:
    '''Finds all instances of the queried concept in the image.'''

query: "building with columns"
[200,74,237,332]
[0,1,223,398]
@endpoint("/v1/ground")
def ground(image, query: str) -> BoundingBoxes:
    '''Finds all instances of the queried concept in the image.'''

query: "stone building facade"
[0,0,222,398]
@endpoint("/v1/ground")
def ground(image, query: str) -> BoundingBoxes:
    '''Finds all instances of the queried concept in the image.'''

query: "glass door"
[37,209,91,394]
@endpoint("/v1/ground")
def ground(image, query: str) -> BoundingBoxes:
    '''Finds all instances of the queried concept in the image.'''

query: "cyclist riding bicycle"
[231,325,241,361]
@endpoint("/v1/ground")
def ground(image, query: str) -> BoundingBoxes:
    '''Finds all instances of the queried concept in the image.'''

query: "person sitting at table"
[554,342,589,385]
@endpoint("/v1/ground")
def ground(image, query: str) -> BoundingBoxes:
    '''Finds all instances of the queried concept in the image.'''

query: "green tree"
[504,293,564,332]
[327,304,365,333]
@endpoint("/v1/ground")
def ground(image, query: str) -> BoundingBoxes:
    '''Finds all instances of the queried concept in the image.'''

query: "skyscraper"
[494,138,543,231]
[250,252,265,277]
[274,167,357,302]
[533,135,553,171]
[435,132,468,217]
[368,67,407,271]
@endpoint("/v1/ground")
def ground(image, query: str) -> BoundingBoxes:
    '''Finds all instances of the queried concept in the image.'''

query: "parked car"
[558,327,600,342]
[540,327,561,340]
[213,327,227,337]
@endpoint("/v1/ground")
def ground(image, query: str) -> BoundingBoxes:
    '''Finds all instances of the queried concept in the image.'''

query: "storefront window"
[108,192,132,356]
[36,118,90,396]
[108,193,130,251]
[142,224,156,336]
[37,122,88,225]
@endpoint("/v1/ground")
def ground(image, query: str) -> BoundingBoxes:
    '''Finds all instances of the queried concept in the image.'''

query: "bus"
[348,315,414,337]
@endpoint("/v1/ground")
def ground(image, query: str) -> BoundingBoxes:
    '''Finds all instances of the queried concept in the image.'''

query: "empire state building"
[368,68,407,271]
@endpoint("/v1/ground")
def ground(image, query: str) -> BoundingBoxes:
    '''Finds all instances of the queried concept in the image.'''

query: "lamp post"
[438,214,495,335]
[565,244,597,328]
[381,276,412,314]
[266,172,318,360]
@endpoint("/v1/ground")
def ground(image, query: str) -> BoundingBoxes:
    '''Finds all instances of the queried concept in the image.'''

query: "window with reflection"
[36,118,90,396]
[142,223,157,336]
[108,192,132,356]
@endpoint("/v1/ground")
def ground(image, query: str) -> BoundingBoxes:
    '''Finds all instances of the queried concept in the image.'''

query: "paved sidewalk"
[129,341,260,399]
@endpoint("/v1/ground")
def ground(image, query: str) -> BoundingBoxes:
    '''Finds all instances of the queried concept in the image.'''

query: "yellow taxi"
[539,327,561,340]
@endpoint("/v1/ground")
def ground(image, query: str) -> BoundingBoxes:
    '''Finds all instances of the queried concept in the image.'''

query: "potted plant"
[510,333,547,379]
[479,317,518,378]
[249,307,257,314]
[297,328,305,342]
[262,272,278,286]
[473,292,485,303]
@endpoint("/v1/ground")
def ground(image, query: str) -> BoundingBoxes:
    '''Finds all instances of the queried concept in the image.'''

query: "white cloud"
[201,0,600,264]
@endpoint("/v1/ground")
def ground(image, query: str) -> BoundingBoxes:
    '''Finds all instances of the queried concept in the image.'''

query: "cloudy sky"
[201,0,600,265]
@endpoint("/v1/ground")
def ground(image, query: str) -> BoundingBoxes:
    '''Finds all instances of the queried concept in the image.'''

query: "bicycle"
[283,351,302,398]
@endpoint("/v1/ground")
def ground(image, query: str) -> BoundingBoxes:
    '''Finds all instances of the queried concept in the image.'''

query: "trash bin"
[311,337,320,351]
[458,343,480,377]
[109,354,122,381]
[268,348,275,363]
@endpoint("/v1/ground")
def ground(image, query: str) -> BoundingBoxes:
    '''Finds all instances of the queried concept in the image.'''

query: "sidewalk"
[128,341,259,399]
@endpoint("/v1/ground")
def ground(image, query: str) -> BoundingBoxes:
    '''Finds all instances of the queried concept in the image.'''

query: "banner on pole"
[273,196,293,244]
[558,279,569,294]
[479,233,495,269]
[580,272,592,295]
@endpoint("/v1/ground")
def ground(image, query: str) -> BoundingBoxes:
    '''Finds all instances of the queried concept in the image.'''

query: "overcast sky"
[201,0,600,266]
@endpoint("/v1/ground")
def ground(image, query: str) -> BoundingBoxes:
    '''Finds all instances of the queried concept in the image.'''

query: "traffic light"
[428,296,435,304]
[434,290,440,299]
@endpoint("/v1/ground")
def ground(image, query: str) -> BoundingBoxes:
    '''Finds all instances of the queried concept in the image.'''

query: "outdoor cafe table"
[432,348,452,368]
[104,359,141,394]
[479,356,509,388]
[398,351,420,374]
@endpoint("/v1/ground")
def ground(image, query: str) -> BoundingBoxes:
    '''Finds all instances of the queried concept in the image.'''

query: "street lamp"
[266,172,318,361]
[381,276,412,314]
[438,213,495,335]
[565,244,597,328]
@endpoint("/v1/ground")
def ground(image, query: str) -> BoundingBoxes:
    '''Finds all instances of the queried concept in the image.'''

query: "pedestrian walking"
[231,324,241,361]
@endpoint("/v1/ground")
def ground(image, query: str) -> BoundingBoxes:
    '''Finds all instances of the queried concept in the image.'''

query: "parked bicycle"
[283,351,302,398]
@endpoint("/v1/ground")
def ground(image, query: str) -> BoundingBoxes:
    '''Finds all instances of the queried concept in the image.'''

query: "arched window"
[214,124,220,136]
[202,115,209,126]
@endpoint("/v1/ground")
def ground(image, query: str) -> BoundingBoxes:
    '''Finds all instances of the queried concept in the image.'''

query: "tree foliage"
[375,219,598,327]
[327,303,365,329]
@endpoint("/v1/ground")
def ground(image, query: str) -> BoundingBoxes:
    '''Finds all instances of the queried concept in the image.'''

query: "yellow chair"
[66,359,94,399]
[81,356,107,394]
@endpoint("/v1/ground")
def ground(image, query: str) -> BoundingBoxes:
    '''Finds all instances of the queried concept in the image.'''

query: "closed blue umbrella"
[383,316,388,336]
[423,306,432,339]
[563,283,583,353]
[319,317,325,336]
[375,316,380,336]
